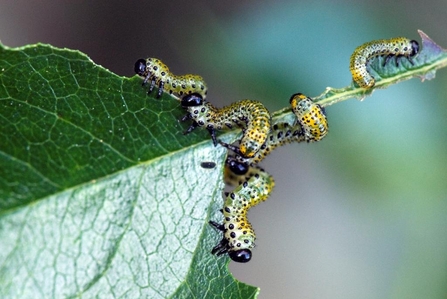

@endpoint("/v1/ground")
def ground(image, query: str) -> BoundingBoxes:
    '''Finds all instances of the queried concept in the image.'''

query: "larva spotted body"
[224,122,306,186]
[211,93,328,262]
[209,166,275,263]
[181,93,272,158]
[134,57,208,98]
[290,93,328,142]
[223,93,328,186]
[350,37,419,88]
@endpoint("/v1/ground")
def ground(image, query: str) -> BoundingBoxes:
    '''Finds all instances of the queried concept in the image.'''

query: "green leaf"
[0,44,258,298]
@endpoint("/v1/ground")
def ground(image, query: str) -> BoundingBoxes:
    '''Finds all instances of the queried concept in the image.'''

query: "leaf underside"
[0,44,257,298]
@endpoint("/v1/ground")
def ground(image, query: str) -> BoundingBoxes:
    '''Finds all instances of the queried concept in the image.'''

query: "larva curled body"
[224,122,305,186]
[211,93,327,262]
[181,93,272,158]
[223,93,328,186]
[349,37,419,88]
[209,165,275,263]
[226,93,328,185]
[134,57,208,98]
[290,93,328,142]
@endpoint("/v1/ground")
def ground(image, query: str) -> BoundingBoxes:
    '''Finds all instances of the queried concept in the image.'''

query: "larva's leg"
[395,55,401,67]
[149,78,156,94]
[383,54,393,66]
[207,127,218,146]
[142,73,151,85]
[157,81,164,98]
[209,220,224,231]
[210,238,230,256]
[183,122,198,135]
[219,141,244,156]
[209,221,230,256]
[179,113,191,122]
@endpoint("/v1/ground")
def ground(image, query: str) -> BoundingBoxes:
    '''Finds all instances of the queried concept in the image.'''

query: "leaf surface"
[0,43,257,298]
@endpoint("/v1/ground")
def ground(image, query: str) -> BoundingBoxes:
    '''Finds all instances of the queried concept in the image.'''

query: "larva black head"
[181,93,203,107]
[134,59,147,76]
[227,158,249,175]
[410,40,419,57]
[289,93,304,104]
[228,249,252,263]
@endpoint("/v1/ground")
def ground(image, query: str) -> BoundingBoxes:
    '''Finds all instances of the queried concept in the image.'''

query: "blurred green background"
[1,1,446,298]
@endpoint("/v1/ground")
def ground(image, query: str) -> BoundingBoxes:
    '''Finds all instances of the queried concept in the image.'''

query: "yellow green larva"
[211,93,328,262]
[350,37,419,88]
[290,93,328,142]
[134,57,208,98]
[223,93,328,185]
[181,93,272,158]
[209,166,275,263]
[223,122,306,186]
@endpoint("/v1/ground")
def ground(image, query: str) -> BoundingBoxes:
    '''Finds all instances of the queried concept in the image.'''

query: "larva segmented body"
[223,122,306,186]
[181,93,272,158]
[290,93,328,142]
[349,37,419,88]
[134,57,208,98]
[209,166,275,263]
[210,93,328,262]
[223,93,328,185]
